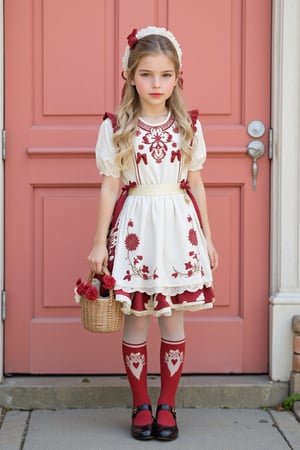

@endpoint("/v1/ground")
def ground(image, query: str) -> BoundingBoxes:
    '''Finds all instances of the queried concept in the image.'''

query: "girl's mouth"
[150,93,163,97]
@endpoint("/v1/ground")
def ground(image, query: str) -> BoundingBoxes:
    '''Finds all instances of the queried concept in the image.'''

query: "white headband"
[122,26,183,71]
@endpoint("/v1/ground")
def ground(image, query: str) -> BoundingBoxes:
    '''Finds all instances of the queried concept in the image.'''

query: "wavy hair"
[113,34,194,169]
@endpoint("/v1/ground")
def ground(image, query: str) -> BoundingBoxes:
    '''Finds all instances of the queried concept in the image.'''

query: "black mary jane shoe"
[131,404,155,440]
[155,404,179,441]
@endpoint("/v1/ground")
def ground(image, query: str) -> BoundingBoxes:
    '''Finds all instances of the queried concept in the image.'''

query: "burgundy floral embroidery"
[172,250,202,279]
[188,228,198,246]
[172,216,203,278]
[123,220,159,281]
[125,233,140,251]
[143,127,172,163]
[189,109,198,133]
[108,219,119,266]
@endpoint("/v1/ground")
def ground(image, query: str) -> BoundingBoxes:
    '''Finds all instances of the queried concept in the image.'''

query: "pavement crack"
[268,409,294,450]
[20,410,32,450]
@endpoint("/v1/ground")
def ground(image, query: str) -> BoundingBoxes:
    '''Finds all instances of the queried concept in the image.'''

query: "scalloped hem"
[118,299,214,317]
[115,288,215,317]
[113,281,213,297]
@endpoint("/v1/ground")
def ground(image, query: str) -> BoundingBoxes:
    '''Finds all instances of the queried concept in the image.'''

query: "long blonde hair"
[113,34,194,169]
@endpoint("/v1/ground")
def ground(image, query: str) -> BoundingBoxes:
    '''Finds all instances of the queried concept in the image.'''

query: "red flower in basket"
[74,279,98,302]
[74,279,87,303]
[85,284,98,301]
[77,281,92,296]
[102,275,116,290]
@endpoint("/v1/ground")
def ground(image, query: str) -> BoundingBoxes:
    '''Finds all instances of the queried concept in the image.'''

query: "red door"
[4,0,271,374]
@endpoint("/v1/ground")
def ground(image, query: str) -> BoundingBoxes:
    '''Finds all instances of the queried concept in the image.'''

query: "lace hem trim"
[116,295,214,317]
[114,281,213,297]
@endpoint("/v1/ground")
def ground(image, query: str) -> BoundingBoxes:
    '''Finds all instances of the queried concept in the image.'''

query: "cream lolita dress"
[95,111,215,317]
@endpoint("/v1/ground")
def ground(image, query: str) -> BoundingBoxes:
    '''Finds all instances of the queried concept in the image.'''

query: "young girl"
[88,26,218,441]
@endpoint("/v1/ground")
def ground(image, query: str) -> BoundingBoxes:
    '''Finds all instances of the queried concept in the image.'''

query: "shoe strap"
[132,403,152,418]
[156,404,176,418]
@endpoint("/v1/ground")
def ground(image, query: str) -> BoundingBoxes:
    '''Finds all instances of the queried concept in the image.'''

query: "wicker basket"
[80,271,123,333]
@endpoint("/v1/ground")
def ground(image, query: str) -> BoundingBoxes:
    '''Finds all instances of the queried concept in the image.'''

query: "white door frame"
[269,0,300,381]
[0,0,299,381]
[0,0,4,382]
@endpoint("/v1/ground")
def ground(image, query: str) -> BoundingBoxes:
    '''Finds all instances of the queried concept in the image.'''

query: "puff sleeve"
[188,119,207,171]
[95,118,121,178]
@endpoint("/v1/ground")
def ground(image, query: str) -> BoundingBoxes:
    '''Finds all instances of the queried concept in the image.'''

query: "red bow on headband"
[127,29,138,49]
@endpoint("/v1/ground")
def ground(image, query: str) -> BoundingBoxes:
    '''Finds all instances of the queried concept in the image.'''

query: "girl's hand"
[206,239,219,271]
[88,244,108,274]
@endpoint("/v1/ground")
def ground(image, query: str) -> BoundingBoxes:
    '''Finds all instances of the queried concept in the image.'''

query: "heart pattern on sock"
[164,349,184,377]
[126,352,145,380]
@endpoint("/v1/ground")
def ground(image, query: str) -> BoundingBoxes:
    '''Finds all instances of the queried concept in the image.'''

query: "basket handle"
[88,266,110,282]
[88,267,115,301]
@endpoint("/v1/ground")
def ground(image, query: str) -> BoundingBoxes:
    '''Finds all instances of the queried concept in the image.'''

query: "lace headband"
[122,26,183,71]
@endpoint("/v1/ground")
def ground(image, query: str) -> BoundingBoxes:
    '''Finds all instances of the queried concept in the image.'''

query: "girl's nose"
[152,76,160,88]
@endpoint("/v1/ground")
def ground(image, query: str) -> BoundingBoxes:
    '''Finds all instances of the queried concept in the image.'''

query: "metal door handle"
[248,120,266,138]
[247,140,265,191]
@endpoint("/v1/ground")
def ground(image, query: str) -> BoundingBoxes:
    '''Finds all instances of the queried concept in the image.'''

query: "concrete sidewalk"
[0,407,300,450]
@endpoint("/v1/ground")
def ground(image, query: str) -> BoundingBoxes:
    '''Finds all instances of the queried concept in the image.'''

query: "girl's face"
[131,53,177,113]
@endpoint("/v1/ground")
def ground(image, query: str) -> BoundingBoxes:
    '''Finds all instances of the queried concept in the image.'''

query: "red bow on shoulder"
[171,150,181,162]
[136,153,147,165]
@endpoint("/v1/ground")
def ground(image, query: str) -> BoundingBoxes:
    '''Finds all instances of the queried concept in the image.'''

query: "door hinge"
[268,128,273,160]
[2,129,6,161]
[1,290,6,321]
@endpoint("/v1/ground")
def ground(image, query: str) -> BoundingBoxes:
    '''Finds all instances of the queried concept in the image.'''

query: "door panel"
[5,0,271,373]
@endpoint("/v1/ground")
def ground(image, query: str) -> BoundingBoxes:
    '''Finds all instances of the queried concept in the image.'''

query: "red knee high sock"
[122,341,152,426]
[157,338,185,426]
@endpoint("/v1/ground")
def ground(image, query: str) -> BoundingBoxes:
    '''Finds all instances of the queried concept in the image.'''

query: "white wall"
[270,0,300,381]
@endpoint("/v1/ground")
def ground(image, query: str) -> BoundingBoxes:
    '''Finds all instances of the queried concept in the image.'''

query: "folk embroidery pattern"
[164,349,184,377]
[123,220,159,282]
[142,127,172,163]
[126,352,145,380]
[107,219,119,267]
[136,118,182,165]
[172,215,204,279]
